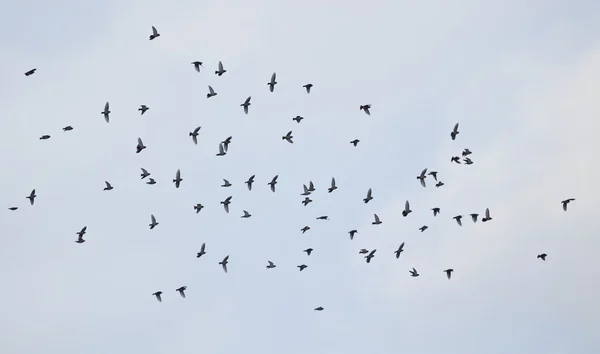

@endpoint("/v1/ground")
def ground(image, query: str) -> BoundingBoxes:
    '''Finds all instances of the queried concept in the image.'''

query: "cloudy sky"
[1,0,599,353]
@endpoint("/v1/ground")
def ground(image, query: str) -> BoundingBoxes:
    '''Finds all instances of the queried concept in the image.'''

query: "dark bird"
[138,105,149,115]
[103,181,113,191]
[221,179,232,187]
[191,61,203,72]
[149,26,160,40]
[268,72,277,92]
[215,61,226,76]
[176,286,187,298]
[537,253,547,261]
[561,198,575,211]
[301,185,311,196]
[8,207,18,211]
[402,200,412,217]
[241,210,251,218]
[453,215,463,226]
[409,268,419,277]
[350,139,360,147]
[219,255,229,273]
[75,234,85,244]
[301,226,310,234]
[194,204,204,213]
[140,168,151,179]
[268,175,278,192]
[328,177,337,193]
[302,197,313,206]
[26,189,36,205]
[24,68,36,76]
[136,138,146,153]
[360,104,371,115]
[435,181,445,188]
[152,291,163,302]
[450,123,459,140]
[241,96,251,114]
[394,242,405,258]
[451,156,461,164]
[365,249,377,263]
[359,249,369,254]
[470,213,478,223]
[282,131,294,143]
[482,208,492,222]
[146,178,156,185]
[245,175,255,190]
[149,214,159,229]
[304,248,313,256]
[221,136,232,151]
[363,188,373,203]
[316,216,329,220]
[76,226,87,240]
[372,213,382,225]
[464,157,473,165]
[307,181,315,192]
[432,208,440,216]
[462,148,472,157]
[297,264,307,271]
[196,243,206,258]
[444,269,454,279]
[101,101,110,123]
[428,171,438,181]
[39,135,50,140]
[292,115,304,123]
[266,261,276,269]
[314,306,324,311]
[216,143,226,156]
[207,85,217,98]
[303,83,313,93]
[173,169,182,188]
[189,126,201,144]
[349,230,358,240]
[417,168,428,187]
[221,196,232,213]
[62,126,73,132]
[419,225,428,232]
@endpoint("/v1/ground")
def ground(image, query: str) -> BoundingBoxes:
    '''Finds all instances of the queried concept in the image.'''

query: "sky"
[1,0,599,353]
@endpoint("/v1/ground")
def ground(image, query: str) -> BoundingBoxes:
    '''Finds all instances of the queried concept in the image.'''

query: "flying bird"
[537,253,547,261]
[350,139,360,146]
[301,184,311,196]
[402,200,412,217]
[149,26,160,40]
[432,208,440,216]
[197,243,206,258]
[292,115,304,123]
[428,171,438,181]
[394,242,405,258]
[266,261,276,269]
[219,255,229,273]
[359,249,369,254]
[101,102,110,123]
[304,248,313,256]
[417,168,428,187]
[435,181,445,188]
[8,207,18,211]
[241,96,251,114]
[316,216,329,220]
[149,214,159,229]
[140,168,150,179]
[450,123,459,140]
[302,197,312,206]
[27,189,36,205]
[303,83,313,94]
[221,179,232,187]
[451,156,461,164]
[419,225,428,232]
[241,210,251,218]
[216,143,226,156]
[136,138,146,153]
[365,249,377,263]
[76,226,87,242]
[372,214,382,225]
[561,198,575,211]
[62,126,73,132]
[349,230,358,240]
[282,131,294,143]
[462,148,472,157]
[409,268,419,277]
[191,61,203,72]
[176,286,187,298]
[215,61,226,76]
[363,188,373,203]
[268,72,277,92]
[268,175,278,192]
[194,204,204,213]
[464,157,473,165]
[245,175,255,191]
[328,177,337,193]
[39,135,50,140]
[453,215,463,226]
[207,85,217,98]
[470,213,479,223]
[307,181,315,192]
[301,226,310,234]
[221,196,232,213]
[314,306,324,311]
[359,104,371,115]
[221,136,232,151]
[152,291,163,302]
[189,126,201,144]
[103,181,113,191]
[297,264,308,271]
[444,269,454,279]
[173,169,182,188]
[25,68,36,76]
[138,105,149,115]
[482,208,492,222]
[146,178,156,185]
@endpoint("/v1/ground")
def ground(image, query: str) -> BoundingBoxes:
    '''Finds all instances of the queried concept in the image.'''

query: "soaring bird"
[301,226,310,234]
[221,179,232,187]
[303,83,313,94]
[428,171,438,181]
[360,104,371,115]
[444,269,454,279]
[292,115,304,123]
[39,135,50,140]
[470,213,479,223]
[464,157,473,165]
[25,68,36,76]
[216,143,226,156]
[394,242,405,258]
[372,214,382,225]
[8,207,18,211]
[435,181,445,188]
[282,131,294,143]
[307,181,315,192]
[266,261,276,269]
[365,249,377,263]
[194,204,204,213]
[537,253,547,261]
[301,184,311,196]
[241,96,251,114]
[350,139,360,146]
[297,264,308,271]
[152,291,163,302]
[149,26,160,40]
[176,286,187,298]
[268,175,278,192]
[27,189,36,205]
[462,148,472,157]
[268,72,277,92]
[221,136,232,151]
[215,61,226,76]
[219,255,229,273]
[76,226,87,243]
[328,177,337,193]
[101,102,110,123]
[140,168,150,179]
[417,168,428,187]
[314,306,324,311]
[304,248,313,256]
[245,175,255,191]
[419,225,428,232]
[138,105,149,115]
[432,208,441,216]
[241,210,251,218]
[451,156,461,164]
[348,229,358,240]
[189,126,201,144]
[173,169,182,188]
[146,178,156,185]
[359,249,369,254]
[302,197,312,206]
[207,85,217,98]
[136,138,146,153]
[149,214,159,229]
[482,208,492,222]
[363,188,373,203]
[221,196,232,213]
[196,243,206,258]
[453,215,463,226]
[409,268,419,277]
[191,61,203,72]
[402,200,412,217]
[103,181,113,191]
[450,123,459,140]
[316,216,329,220]
[561,198,575,211]
[62,126,73,132]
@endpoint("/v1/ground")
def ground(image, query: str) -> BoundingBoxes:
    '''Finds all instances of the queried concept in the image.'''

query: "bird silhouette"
[191,61,203,72]
[221,196,232,213]
[245,175,255,191]
[138,105,149,115]
[303,83,313,93]
[207,85,217,98]
[363,188,373,203]
[304,248,313,256]
[219,255,229,273]
[409,268,419,277]
[365,249,377,263]
[297,264,308,271]
[537,253,547,261]
[189,126,201,144]
[103,181,113,191]
[149,214,159,229]
[241,96,251,114]
[215,61,226,76]
[101,102,110,123]
[444,269,454,279]
[268,72,277,92]
[328,177,337,193]
[417,168,428,187]
[394,242,405,258]
[561,198,575,211]
[348,230,358,240]
[372,213,382,225]
[24,68,36,76]
[482,208,492,222]
[350,139,360,146]
[360,104,371,115]
[266,261,276,269]
[282,131,294,143]
[136,138,146,153]
[149,26,160,40]
[241,210,251,218]
[196,243,206,258]
[26,189,36,206]
[450,123,459,140]
[176,286,187,298]
[402,200,412,217]
[268,175,279,192]
[173,169,182,188]
[152,291,163,302]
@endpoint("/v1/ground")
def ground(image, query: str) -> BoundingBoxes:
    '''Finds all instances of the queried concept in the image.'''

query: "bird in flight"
[428,171,438,181]
[216,143,226,156]
[348,230,358,240]
[173,169,182,188]
[304,248,313,256]
[189,126,201,145]
[221,136,232,151]
[462,148,472,157]
[297,264,308,271]
[146,178,156,185]
[25,68,36,76]
[301,184,311,196]
[302,197,313,206]
[191,61,203,72]
[62,126,73,132]
[444,269,454,279]
[101,102,110,123]
[138,105,149,115]
[241,210,251,218]
[359,104,371,115]
[451,156,461,164]
[417,168,428,187]
[561,198,575,211]
[301,226,310,234]
[470,213,479,223]
[8,207,18,211]
[136,138,146,153]
[303,83,313,94]
[432,208,441,216]
[409,268,419,277]
[103,181,113,191]
[394,242,405,258]
[365,249,377,263]
[221,179,232,187]
[207,85,217,98]
[419,225,428,232]
[197,243,206,258]
[372,213,382,225]
[219,255,230,273]
[245,175,255,191]
[241,96,251,114]
[359,249,369,255]
[149,26,160,40]
[152,291,163,302]
[450,123,460,140]
[75,226,87,244]
[194,204,204,213]
[402,200,412,217]
[215,61,226,76]
[39,135,50,140]
[268,72,277,92]
[266,261,276,269]
[221,196,232,213]
[537,253,547,261]
[140,168,151,179]
[328,177,337,193]
[350,139,360,147]
[176,286,187,298]
[363,188,373,203]
[464,157,473,165]
[149,214,159,229]
[27,189,36,205]
[453,215,463,226]
[292,115,304,123]
[314,306,324,311]
[268,175,279,192]
[435,181,445,188]
[482,208,492,222]
[282,131,294,143]
[316,216,329,220]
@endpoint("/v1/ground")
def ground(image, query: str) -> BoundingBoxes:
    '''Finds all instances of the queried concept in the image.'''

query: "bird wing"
[399,242,405,251]
[244,96,251,104]
[225,196,232,203]
[224,203,229,213]
[193,126,201,134]
[192,135,198,145]
[272,175,278,182]
[485,208,490,218]
[152,26,158,35]
[30,189,36,198]
[420,178,426,188]
[367,188,372,199]
[222,263,228,273]
[104,101,109,112]
[268,261,274,266]
[374,214,380,222]
[156,293,162,302]
[200,243,205,253]
[105,181,111,188]
[404,200,410,211]
[420,168,427,177]
[151,214,156,223]
[208,85,215,94]
[309,181,314,190]
[331,177,336,188]
[453,123,459,132]
[303,184,308,193]
[457,218,462,226]
[176,169,181,179]
[138,137,143,146]
[218,61,223,71]
[286,131,292,138]
[218,143,225,155]
[364,107,370,115]
[141,168,149,175]
[270,72,276,83]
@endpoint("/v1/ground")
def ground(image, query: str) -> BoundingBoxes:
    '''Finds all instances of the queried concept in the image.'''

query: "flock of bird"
[13,25,577,310]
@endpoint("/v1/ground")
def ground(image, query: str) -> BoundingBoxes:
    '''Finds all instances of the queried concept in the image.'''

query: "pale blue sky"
[1,1,599,353]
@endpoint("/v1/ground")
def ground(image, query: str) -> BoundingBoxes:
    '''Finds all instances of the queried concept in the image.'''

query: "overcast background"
[1,0,599,353]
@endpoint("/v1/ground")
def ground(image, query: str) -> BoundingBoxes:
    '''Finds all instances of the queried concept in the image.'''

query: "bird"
[194,204,204,213]
[24,68,36,76]
[268,175,279,192]
[146,178,156,185]
[241,96,251,114]
[241,210,251,218]
[75,234,85,244]
[372,214,382,225]
[101,102,110,123]
[432,208,440,216]
[302,197,313,206]
[266,261,276,269]
[316,216,329,220]
[453,215,463,226]
[62,126,73,132]
[301,184,311,196]
[350,139,360,146]
[176,286,187,298]
[304,248,313,256]
[219,255,229,273]
[292,115,304,123]
[301,226,310,234]
[216,143,226,156]
[136,138,146,153]
[417,168,428,187]
[173,169,182,188]
[245,175,255,191]
[444,269,454,279]
[470,213,479,223]
[282,131,294,143]
[348,230,358,240]
[152,291,163,302]
[537,253,547,261]
[435,181,445,188]
[482,208,492,222]
[221,136,232,151]
[561,198,575,211]
[207,85,217,98]
[221,196,232,213]
[359,104,371,115]
[307,181,315,192]
[221,179,232,187]
[359,249,369,254]
[140,168,151,179]
[462,148,472,157]
[451,156,461,164]
[191,61,203,72]
[215,61,226,76]
[402,200,412,217]
[328,177,337,193]
[464,157,473,165]
[268,72,277,92]
[297,264,307,271]
[149,215,159,229]
[196,243,206,258]
[303,83,313,94]
[450,123,459,140]
[39,135,50,140]
[365,249,377,263]
[149,26,160,40]
[314,306,324,311]
[409,268,420,277]
[26,189,36,205]
[8,207,18,211]
[428,171,438,181]
[138,105,149,115]
[189,126,201,144]
[76,226,87,239]
[419,225,428,232]
[394,242,405,258]
[363,188,373,203]
[103,181,113,191]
